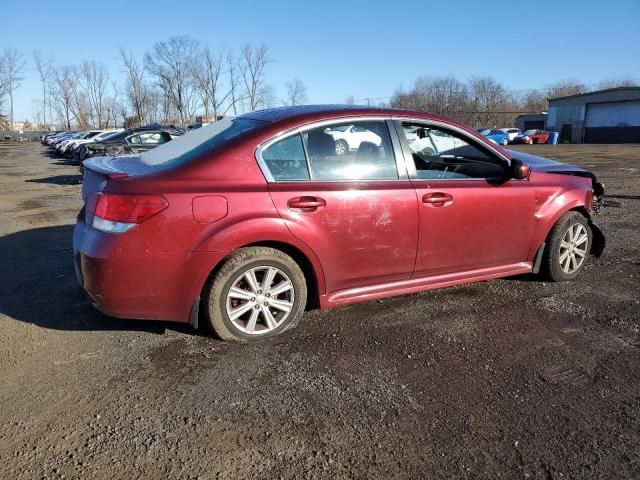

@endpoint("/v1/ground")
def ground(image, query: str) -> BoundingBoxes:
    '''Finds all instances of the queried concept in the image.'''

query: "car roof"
[240,104,445,124]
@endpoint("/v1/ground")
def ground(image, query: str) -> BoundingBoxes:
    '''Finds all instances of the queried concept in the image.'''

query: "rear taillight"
[91,193,168,233]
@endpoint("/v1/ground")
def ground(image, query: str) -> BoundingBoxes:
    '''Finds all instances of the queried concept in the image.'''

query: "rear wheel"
[334,140,348,156]
[542,211,592,282]
[502,138,509,146]
[204,247,307,341]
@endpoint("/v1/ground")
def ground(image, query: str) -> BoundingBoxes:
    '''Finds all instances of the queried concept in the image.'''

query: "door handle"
[288,196,326,212]
[422,192,453,207]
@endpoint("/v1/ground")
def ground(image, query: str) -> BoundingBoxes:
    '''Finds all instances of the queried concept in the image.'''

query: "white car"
[500,128,521,143]
[405,126,465,155]
[59,130,103,154]
[65,129,123,155]
[325,124,382,156]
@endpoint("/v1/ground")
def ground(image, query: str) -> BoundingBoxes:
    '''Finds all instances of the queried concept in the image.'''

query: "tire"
[542,211,592,282]
[203,247,307,342]
[502,138,509,146]
[334,140,348,156]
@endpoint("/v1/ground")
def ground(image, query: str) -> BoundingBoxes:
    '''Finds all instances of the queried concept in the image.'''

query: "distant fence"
[1,130,52,140]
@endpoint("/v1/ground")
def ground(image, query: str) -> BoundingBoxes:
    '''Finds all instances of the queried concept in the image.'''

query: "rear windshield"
[138,118,265,168]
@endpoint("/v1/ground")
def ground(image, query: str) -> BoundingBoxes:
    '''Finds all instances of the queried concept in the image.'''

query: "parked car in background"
[73,105,605,342]
[75,127,182,165]
[67,129,123,158]
[476,129,510,146]
[500,128,521,143]
[58,130,104,155]
[325,124,381,155]
[405,125,465,154]
[513,129,550,145]
[47,132,72,146]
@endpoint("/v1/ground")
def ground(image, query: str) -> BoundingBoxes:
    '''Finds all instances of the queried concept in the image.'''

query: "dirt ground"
[0,142,639,479]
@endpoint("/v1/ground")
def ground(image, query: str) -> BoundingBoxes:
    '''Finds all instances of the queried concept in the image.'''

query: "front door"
[261,120,419,293]
[395,121,536,277]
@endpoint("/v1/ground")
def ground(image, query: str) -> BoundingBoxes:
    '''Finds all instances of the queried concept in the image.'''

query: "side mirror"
[511,159,530,180]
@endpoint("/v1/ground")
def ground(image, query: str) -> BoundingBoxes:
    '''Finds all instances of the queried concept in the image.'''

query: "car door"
[394,120,536,277]
[260,119,420,294]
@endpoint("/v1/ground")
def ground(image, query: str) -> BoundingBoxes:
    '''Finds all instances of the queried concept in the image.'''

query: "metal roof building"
[546,87,640,143]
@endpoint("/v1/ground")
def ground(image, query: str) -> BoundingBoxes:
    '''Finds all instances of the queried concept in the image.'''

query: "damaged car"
[73,105,605,342]
[74,127,183,167]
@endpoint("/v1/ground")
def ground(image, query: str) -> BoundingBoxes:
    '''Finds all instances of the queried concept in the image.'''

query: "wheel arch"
[534,205,605,266]
[243,240,321,309]
[194,238,325,327]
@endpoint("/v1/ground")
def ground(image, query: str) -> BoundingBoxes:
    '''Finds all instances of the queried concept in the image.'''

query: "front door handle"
[422,192,453,207]
[288,196,326,212]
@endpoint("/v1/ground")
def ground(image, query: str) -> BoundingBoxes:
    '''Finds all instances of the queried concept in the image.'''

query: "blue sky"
[3,0,640,121]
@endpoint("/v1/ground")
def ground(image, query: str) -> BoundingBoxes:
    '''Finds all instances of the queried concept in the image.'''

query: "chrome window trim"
[391,116,513,181]
[255,116,409,183]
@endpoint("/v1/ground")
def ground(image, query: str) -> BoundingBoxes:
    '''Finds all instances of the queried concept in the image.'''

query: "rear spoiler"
[83,156,131,179]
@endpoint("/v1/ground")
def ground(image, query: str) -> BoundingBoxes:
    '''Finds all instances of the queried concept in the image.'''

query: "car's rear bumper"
[73,218,226,323]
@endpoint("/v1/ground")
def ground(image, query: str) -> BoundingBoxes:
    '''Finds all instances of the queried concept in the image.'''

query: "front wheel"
[542,212,592,281]
[203,247,307,341]
[502,138,509,146]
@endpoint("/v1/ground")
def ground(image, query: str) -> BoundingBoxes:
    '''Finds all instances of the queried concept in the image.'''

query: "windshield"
[138,118,265,167]
[522,130,538,136]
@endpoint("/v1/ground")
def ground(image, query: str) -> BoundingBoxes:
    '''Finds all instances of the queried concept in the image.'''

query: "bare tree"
[81,60,110,128]
[522,89,547,113]
[191,46,239,120]
[33,51,54,129]
[238,44,272,111]
[344,95,355,105]
[51,65,79,129]
[468,76,511,127]
[120,48,148,126]
[226,51,240,115]
[597,76,639,90]
[145,36,200,125]
[1,48,26,128]
[545,80,587,100]
[283,79,307,106]
[391,75,469,122]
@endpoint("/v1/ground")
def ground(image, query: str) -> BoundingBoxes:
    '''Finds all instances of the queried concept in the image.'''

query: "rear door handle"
[288,196,326,212]
[422,192,453,207]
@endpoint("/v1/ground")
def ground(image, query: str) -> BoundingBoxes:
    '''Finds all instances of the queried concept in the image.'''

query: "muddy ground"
[0,142,639,479]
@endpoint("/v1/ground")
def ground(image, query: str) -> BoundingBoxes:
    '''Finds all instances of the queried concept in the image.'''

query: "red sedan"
[73,106,605,341]
[513,129,550,144]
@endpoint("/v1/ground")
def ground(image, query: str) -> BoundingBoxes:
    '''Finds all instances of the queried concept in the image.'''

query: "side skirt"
[319,262,533,309]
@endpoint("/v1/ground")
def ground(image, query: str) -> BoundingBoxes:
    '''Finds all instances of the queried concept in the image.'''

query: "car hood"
[507,149,604,200]
[505,149,588,174]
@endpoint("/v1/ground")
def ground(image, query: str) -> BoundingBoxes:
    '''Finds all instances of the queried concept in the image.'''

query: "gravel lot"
[1,142,639,479]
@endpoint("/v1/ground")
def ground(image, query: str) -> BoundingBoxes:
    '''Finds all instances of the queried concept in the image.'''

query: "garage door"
[584,101,640,143]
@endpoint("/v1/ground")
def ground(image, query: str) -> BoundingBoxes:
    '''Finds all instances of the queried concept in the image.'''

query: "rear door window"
[262,134,310,181]
[304,121,398,181]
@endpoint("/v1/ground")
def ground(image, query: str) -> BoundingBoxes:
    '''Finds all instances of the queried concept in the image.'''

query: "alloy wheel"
[558,223,588,274]
[335,141,346,155]
[225,266,295,335]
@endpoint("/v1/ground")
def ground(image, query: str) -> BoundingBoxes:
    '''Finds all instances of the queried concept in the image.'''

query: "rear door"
[260,119,419,294]
[394,120,536,276]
